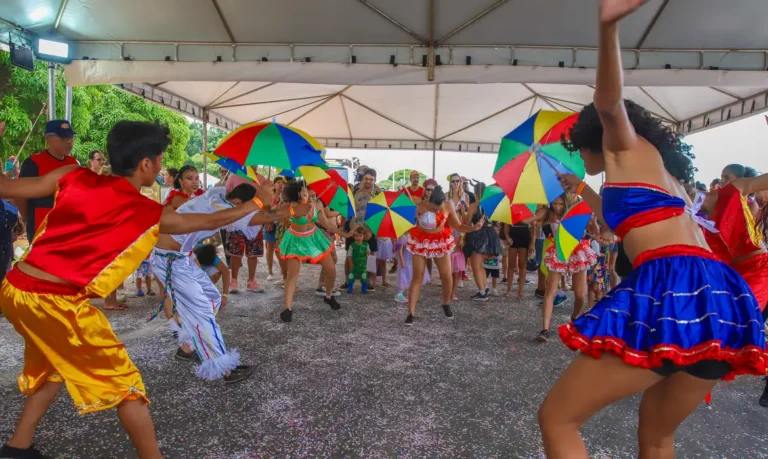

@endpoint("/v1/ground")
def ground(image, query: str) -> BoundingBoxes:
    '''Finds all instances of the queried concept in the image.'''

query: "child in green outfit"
[347,228,371,294]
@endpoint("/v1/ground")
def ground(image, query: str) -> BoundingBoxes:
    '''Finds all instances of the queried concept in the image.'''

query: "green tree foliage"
[0,52,189,167]
[379,169,427,190]
[186,122,228,156]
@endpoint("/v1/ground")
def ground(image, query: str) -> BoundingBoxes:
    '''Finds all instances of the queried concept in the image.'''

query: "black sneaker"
[224,365,257,385]
[404,314,414,326]
[442,305,454,319]
[280,309,293,323]
[470,292,489,302]
[367,286,376,293]
[536,329,550,342]
[501,277,508,284]
[534,289,545,299]
[760,377,768,407]
[324,296,341,310]
[0,444,52,459]
[315,287,326,297]
[174,348,202,363]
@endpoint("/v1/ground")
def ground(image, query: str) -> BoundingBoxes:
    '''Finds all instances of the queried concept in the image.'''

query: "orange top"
[23,168,164,297]
[705,183,764,262]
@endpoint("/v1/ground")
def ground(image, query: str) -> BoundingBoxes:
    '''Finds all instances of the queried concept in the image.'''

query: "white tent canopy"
[3,0,768,156]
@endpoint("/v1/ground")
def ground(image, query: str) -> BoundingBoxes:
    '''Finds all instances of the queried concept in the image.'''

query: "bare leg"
[470,253,487,292]
[136,278,143,292]
[283,259,301,310]
[451,272,459,298]
[637,373,718,459]
[247,257,257,283]
[407,255,427,316]
[516,248,528,299]
[608,249,618,289]
[426,258,433,280]
[378,260,389,286]
[542,272,561,331]
[144,276,152,292]
[570,270,588,320]
[117,399,162,458]
[433,254,453,305]
[539,353,663,458]
[230,256,242,283]
[266,241,275,276]
[320,256,337,295]
[7,381,62,449]
[279,257,287,281]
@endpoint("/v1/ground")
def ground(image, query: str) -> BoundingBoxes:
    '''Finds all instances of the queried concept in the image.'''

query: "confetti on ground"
[1,249,767,457]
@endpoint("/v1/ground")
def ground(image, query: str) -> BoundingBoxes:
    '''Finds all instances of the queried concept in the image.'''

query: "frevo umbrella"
[364,191,417,239]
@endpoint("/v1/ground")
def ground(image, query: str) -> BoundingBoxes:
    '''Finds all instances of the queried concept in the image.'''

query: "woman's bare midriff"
[16,261,71,285]
[155,233,182,251]
[620,215,709,262]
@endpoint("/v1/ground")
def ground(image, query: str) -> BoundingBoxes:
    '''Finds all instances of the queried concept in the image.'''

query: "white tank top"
[419,211,437,230]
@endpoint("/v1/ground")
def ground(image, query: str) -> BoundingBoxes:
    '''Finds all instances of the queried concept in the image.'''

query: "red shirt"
[19,151,79,241]
[401,186,425,200]
[24,168,164,297]
[164,188,204,207]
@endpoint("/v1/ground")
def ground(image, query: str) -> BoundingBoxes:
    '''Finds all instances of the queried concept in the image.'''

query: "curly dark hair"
[561,100,696,183]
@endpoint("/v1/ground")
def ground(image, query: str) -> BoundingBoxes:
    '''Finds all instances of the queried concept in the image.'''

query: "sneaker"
[491,288,499,297]
[536,329,550,342]
[554,295,570,307]
[0,444,52,459]
[501,277,508,284]
[389,265,398,274]
[346,282,354,294]
[395,292,407,303]
[230,279,240,294]
[404,314,414,326]
[324,296,341,310]
[278,278,286,286]
[136,289,145,297]
[174,348,202,363]
[471,292,489,302]
[267,274,275,282]
[367,286,376,293]
[331,289,342,297]
[361,282,369,294]
[316,286,327,297]
[524,279,534,285]
[534,289,545,299]
[116,291,127,302]
[280,309,293,323]
[442,304,454,319]
[458,280,464,289]
[147,290,157,296]
[224,365,257,385]
[246,280,264,293]
[451,294,459,301]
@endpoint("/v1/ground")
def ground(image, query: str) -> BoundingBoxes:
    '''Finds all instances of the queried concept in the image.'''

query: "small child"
[587,235,611,309]
[194,243,231,293]
[134,257,157,297]
[394,234,429,303]
[483,254,501,296]
[450,231,466,300]
[347,228,370,294]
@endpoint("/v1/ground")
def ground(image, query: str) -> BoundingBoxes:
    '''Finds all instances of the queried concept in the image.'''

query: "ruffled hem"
[544,240,596,273]
[277,243,333,264]
[169,320,192,347]
[559,323,768,381]
[195,349,241,380]
[407,237,456,259]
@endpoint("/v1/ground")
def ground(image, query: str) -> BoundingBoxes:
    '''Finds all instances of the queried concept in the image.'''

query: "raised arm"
[315,202,354,237]
[732,174,768,197]
[0,165,78,200]
[159,199,261,235]
[594,0,648,152]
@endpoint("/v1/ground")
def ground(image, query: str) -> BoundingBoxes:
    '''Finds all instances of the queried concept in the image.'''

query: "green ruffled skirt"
[277,227,333,264]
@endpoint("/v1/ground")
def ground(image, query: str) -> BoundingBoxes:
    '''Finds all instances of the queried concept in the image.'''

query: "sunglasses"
[450,180,461,184]
[425,188,434,192]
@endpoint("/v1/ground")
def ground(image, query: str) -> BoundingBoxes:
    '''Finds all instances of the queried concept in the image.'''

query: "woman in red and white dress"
[405,186,481,326]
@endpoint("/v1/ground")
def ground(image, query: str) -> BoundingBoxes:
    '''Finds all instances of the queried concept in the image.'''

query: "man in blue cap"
[17,120,80,241]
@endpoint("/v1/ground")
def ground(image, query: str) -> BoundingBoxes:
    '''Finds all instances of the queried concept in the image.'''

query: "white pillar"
[47,63,56,120]
[64,86,73,122]
[202,119,208,189]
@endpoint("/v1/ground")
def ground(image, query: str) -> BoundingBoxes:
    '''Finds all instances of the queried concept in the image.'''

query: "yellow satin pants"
[0,269,147,414]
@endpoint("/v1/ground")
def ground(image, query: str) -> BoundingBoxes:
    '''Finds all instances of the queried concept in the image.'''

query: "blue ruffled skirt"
[559,245,767,380]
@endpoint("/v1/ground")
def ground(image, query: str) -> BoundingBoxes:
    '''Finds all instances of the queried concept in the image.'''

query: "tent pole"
[64,86,73,122]
[202,114,208,189]
[431,147,436,179]
[47,63,57,121]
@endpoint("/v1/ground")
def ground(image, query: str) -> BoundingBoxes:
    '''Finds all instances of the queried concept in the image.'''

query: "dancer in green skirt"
[277,181,356,322]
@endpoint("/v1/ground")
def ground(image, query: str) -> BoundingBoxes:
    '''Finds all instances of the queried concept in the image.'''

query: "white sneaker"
[491,288,499,297]
[116,291,127,302]
[267,274,275,282]
[458,280,464,289]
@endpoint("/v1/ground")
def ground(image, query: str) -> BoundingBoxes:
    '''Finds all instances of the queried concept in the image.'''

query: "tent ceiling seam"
[436,95,536,141]
[636,0,669,49]
[341,94,432,140]
[339,97,353,140]
[356,0,427,44]
[253,97,328,123]
[288,86,352,125]
[436,0,510,46]
[210,82,277,108]
[709,87,741,100]
[638,86,677,122]
[215,94,334,109]
[206,82,241,108]
[211,0,236,43]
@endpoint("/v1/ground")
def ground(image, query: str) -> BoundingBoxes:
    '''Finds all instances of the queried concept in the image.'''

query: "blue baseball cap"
[44,120,76,138]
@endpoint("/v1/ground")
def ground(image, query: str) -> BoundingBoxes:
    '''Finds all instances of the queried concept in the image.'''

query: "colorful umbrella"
[555,200,593,262]
[479,185,538,225]
[298,166,355,218]
[493,110,585,205]
[365,191,417,238]
[326,170,355,218]
[214,121,325,170]
[204,152,260,182]
[279,161,327,179]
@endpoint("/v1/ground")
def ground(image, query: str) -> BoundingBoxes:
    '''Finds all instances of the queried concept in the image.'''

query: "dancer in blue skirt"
[537,1,768,458]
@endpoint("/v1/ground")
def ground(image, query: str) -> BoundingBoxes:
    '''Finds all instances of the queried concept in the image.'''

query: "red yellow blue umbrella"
[493,110,585,204]
[298,166,355,219]
[214,121,325,170]
[365,191,416,238]
[479,185,537,225]
[555,200,593,261]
